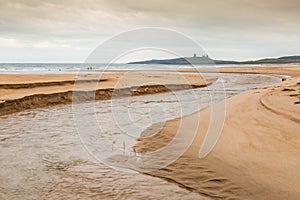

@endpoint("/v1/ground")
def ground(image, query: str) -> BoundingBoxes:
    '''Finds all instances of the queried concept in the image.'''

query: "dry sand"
[134,67,300,199]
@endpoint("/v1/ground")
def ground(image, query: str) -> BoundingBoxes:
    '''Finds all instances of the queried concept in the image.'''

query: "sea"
[0,63,268,74]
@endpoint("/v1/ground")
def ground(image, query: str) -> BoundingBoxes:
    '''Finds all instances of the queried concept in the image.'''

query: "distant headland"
[128,55,300,65]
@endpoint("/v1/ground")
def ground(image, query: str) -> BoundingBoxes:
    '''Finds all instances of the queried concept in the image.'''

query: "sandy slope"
[134,75,300,199]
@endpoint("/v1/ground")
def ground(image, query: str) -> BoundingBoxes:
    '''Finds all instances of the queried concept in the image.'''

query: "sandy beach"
[0,65,300,199]
[134,67,300,199]
[1,0,300,199]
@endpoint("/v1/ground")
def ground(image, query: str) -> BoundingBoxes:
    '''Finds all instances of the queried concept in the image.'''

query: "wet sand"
[135,68,300,199]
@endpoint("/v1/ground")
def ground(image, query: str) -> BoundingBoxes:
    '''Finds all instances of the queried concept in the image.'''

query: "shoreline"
[1,64,300,74]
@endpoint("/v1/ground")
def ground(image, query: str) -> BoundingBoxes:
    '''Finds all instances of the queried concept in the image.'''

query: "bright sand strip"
[176,65,300,77]
[134,69,300,199]
[0,72,216,116]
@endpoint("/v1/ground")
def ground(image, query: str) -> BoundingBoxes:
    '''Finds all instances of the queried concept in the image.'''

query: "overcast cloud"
[0,0,299,62]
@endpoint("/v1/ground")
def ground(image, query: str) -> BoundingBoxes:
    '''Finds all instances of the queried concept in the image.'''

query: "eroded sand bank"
[0,72,216,116]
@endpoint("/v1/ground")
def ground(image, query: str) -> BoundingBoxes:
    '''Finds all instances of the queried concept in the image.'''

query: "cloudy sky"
[0,0,299,62]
